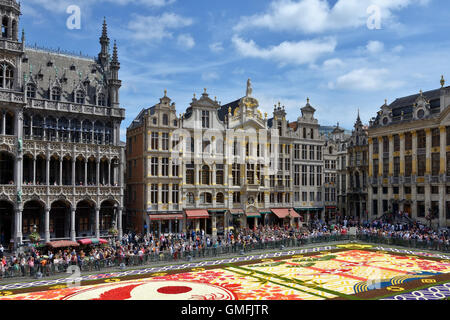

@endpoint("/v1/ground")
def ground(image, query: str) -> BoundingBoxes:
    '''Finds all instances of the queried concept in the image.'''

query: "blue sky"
[21,0,450,139]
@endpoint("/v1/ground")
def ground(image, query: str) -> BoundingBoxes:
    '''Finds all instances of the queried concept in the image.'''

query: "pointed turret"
[98,17,110,67]
[108,40,121,108]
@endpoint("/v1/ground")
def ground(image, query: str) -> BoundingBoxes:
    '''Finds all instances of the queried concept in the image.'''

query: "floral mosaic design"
[1,249,449,300]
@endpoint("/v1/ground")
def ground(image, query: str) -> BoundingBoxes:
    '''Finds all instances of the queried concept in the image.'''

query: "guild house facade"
[0,0,126,248]
[368,77,450,228]
[126,81,328,237]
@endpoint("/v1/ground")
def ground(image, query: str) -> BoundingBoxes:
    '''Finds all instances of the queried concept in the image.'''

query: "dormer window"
[202,110,210,128]
[75,90,85,104]
[51,87,61,101]
[27,84,36,98]
[417,109,425,119]
[152,118,157,125]
[163,114,169,126]
[47,61,53,67]
[382,117,389,125]
[70,65,76,71]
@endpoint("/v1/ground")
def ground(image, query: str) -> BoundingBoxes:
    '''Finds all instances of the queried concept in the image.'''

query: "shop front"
[270,208,300,228]
[148,213,184,235]
[185,209,210,234]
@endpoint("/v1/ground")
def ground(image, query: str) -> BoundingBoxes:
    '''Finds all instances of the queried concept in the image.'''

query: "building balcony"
[0,89,25,104]
[0,135,17,153]
[428,175,440,184]
[0,185,17,202]
[20,185,122,199]
[26,99,126,119]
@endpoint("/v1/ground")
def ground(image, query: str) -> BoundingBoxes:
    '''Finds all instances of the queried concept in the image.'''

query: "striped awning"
[230,209,244,215]
[185,210,210,219]
[149,214,183,221]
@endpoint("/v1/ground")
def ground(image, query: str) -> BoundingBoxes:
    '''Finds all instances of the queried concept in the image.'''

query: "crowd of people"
[0,215,448,279]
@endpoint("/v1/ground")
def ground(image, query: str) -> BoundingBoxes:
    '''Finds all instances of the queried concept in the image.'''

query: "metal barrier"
[1,233,448,280]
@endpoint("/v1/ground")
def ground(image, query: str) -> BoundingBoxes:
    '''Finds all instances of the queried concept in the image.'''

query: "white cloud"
[128,13,193,41]
[366,40,384,54]
[209,42,224,53]
[201,71,220,81]
[322,58,345,69]
[234,0,430,34]
[177,34,195,49]
[329,68,404,91]
[393,45,404,53]
[232,36,336,66]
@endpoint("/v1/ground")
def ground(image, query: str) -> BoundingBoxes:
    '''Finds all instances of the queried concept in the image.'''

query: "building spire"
[111,40,119,65]
[98,17,110,66]
[102,17,108,38]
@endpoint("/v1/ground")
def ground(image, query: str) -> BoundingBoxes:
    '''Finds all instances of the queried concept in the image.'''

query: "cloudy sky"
[21,0,450,139]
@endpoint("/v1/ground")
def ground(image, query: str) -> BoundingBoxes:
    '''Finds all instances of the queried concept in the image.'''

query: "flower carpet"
[0,244,449,300]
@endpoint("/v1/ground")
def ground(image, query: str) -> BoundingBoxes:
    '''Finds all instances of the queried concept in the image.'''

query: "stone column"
[32,157,36,185]
[212,213,217,239]
[439,186,445,228]
[59,158,63,185]
[70,207,76,241]
[96,159,100,185]
[85,160,88,185]
[425,128,431,175]
[46,157,50,185]
[72,159,76,186]
[107,160,111,185]
[412,131,417,176]
[95,207,100,238]
[45,207,50,242]
[1,111,5,135]
[118,207,123,240]
[14,207,23,249]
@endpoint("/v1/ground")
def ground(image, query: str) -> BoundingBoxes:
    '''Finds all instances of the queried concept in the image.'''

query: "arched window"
[162,114,168,126]
[216,193,224,204]
[27,84,36,98]
[98,93,106,106]
[0,63,14,89]
[75,90,85,104]
[201,165,210,185]
[51,87,61,101]
[200,193,212,204]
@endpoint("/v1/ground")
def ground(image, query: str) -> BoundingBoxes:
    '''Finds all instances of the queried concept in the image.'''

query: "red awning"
[78,238,109,245]
[46,240,79,248]
[271,208,300,219]
[149,214,183,221]
[185,210,210,219]
[230,209,244,215]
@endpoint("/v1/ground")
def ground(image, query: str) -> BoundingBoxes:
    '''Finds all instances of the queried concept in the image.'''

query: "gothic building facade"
[126,81,327,236]
[0,1,125,248]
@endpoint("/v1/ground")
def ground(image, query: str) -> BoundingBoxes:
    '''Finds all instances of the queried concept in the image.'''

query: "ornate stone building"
[0,1,125,248]
[324,123,349,221]
[368,78,450,228]
[126,81,327,236]
[346,113,369,220]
